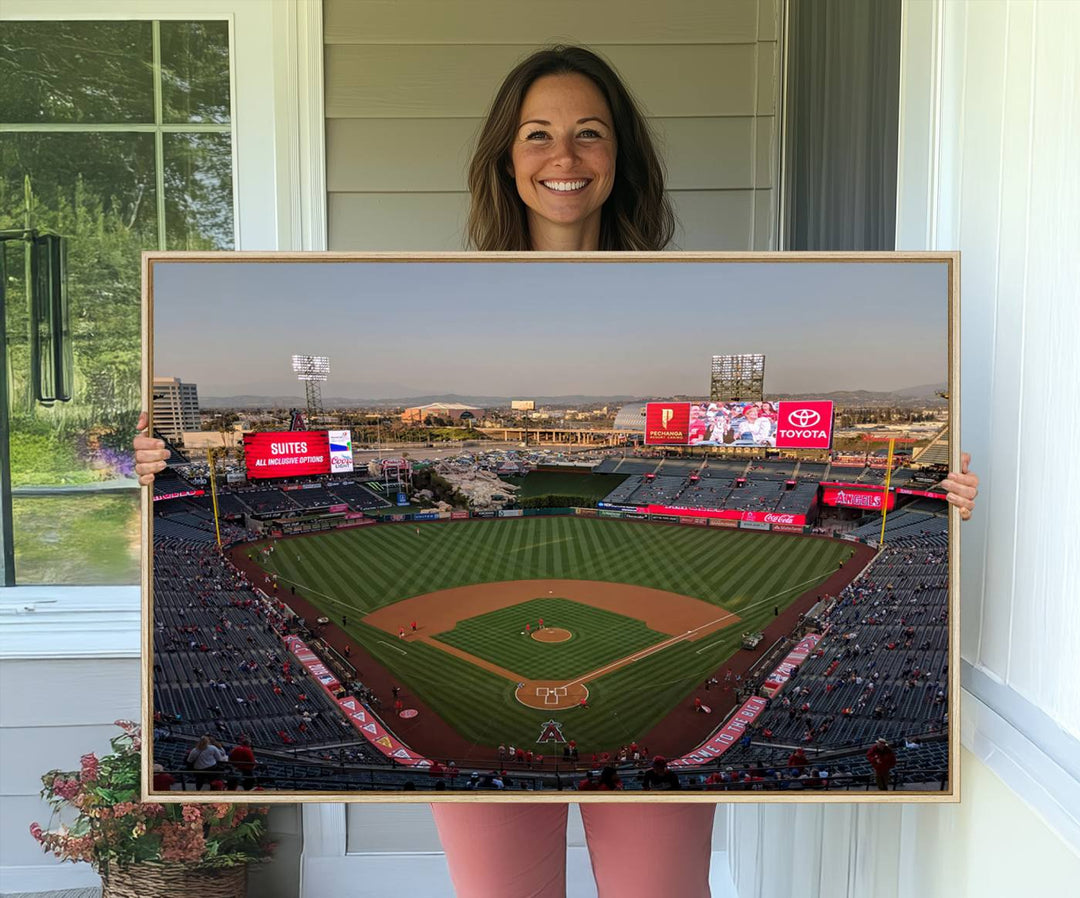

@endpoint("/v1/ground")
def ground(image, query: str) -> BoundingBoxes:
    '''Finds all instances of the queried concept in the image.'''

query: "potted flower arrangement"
[30,720,274,898]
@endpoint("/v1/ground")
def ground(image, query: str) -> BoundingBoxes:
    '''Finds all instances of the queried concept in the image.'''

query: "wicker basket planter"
[101,863,247,898]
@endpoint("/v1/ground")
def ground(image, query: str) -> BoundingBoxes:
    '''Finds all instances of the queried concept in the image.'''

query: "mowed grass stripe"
[441,522,487,590]
[307,535,374,608]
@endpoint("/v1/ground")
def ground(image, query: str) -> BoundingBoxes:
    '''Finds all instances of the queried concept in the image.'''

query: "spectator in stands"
[131,41,981,898]
[596,766,623,791]
[152,763,175,792]
[186,735,228,790]
[228,735,258,791]
[643,756,681,791]
[577,769,597,791]
[867,738,898,790]
[788,748,809,773]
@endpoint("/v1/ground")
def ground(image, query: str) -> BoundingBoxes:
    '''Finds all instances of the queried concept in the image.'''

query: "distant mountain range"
[200,384,948,409]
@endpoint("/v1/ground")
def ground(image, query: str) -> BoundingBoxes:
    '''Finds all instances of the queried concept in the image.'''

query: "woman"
[185,734,227,791]
[734,403,773,446]
[136,44,979,898]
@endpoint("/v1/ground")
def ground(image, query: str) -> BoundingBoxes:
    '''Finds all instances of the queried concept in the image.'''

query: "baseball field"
[256,516,854,754]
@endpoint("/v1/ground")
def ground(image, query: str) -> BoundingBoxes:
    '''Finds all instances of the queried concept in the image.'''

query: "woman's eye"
[525,130,550,140]
[578,129,602,138]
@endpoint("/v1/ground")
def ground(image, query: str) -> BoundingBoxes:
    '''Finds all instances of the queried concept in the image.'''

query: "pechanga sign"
[644,402,690,444]
[243,431,330,479]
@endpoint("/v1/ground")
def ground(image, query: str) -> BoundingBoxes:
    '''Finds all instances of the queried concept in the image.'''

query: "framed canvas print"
[142,252,959,803]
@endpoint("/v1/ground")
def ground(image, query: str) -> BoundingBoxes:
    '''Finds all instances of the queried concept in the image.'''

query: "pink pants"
[431,802,715,898]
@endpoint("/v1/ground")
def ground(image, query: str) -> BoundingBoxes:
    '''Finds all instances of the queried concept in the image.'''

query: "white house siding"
[0,658,141,891]
[323,0,782,251]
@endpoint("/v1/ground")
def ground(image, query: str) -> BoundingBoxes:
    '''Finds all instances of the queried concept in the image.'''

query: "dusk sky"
[153,260,949,400]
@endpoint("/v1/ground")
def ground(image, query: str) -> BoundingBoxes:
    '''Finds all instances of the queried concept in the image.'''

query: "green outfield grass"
[434,597,670,679]
[256,516,854,752]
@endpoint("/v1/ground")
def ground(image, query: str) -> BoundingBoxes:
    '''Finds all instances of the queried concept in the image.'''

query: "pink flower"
[29,822,44,843]
[79,753,100,782]
[160,821,206,863]
[52,778,80,801]
[141,803,165,817]
[181,805,202,824]
[112,801,137,818]
[206,802,233,820]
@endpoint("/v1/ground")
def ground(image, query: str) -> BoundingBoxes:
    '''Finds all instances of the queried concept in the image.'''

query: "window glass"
[160,20,232,124]
[1,20,234,585]
[13,494,140,585]
[163,132,234,250]
[0,21,155,124]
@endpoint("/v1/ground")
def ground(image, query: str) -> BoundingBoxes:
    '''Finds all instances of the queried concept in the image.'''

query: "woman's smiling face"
[509,73,616,247]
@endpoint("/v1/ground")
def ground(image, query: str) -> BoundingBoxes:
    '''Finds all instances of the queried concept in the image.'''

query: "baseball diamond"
[239,515,858,754]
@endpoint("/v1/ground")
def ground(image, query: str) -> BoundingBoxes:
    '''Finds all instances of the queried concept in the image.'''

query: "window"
[1,19,234,584]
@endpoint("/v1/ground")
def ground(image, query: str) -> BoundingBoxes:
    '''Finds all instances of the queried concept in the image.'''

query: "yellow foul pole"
[878,438,896,545]
[208,448,223,551]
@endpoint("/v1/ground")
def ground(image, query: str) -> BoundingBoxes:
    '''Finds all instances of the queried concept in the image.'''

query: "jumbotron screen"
[645,400,833,449]
[243,431,331,479]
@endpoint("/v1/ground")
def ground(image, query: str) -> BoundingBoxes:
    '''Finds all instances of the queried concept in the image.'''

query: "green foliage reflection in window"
[0,20,234,584]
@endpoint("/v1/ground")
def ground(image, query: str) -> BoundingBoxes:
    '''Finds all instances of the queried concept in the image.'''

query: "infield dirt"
[363,579,740,710]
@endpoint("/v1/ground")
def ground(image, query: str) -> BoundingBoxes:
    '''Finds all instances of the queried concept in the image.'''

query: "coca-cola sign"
[763,513,797,524]
[642,504,807,525]
[776,401,834,449]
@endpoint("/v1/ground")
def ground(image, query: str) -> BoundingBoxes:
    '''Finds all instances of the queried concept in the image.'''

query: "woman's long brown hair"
[467,46,675,251]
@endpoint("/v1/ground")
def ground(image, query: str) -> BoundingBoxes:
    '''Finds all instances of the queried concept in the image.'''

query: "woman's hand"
[134,411,169,486]
[940,451,979,521]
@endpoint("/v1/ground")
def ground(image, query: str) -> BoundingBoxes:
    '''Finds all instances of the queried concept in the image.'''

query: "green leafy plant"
[30,721,274,874]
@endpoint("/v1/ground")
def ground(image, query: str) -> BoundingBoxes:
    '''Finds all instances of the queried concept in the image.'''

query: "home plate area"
[516,680,589,710]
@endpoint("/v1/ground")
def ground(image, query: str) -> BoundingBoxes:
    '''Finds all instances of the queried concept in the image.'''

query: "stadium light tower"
[710,353,765,402]
[292,354,330,423]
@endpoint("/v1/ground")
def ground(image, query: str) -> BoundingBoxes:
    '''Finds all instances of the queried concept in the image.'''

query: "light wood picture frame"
[142,251,960,804]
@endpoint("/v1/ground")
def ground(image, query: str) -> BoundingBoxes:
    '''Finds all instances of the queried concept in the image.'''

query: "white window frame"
[0,0,326,659]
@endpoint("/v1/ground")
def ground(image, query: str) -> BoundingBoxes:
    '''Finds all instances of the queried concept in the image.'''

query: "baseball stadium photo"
[146,256,956,800]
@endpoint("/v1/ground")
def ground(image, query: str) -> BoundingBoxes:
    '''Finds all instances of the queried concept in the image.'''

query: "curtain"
[783,0,901,250]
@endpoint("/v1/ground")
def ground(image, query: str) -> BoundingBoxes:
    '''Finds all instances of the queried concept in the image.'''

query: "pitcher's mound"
[532,627,572,643]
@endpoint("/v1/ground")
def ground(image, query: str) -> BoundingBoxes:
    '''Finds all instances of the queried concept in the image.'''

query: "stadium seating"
[152,535,390,774]
[716,531,949,772]
[238,489,300,515]
[282,486,336,509]
[326,480,391,510]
